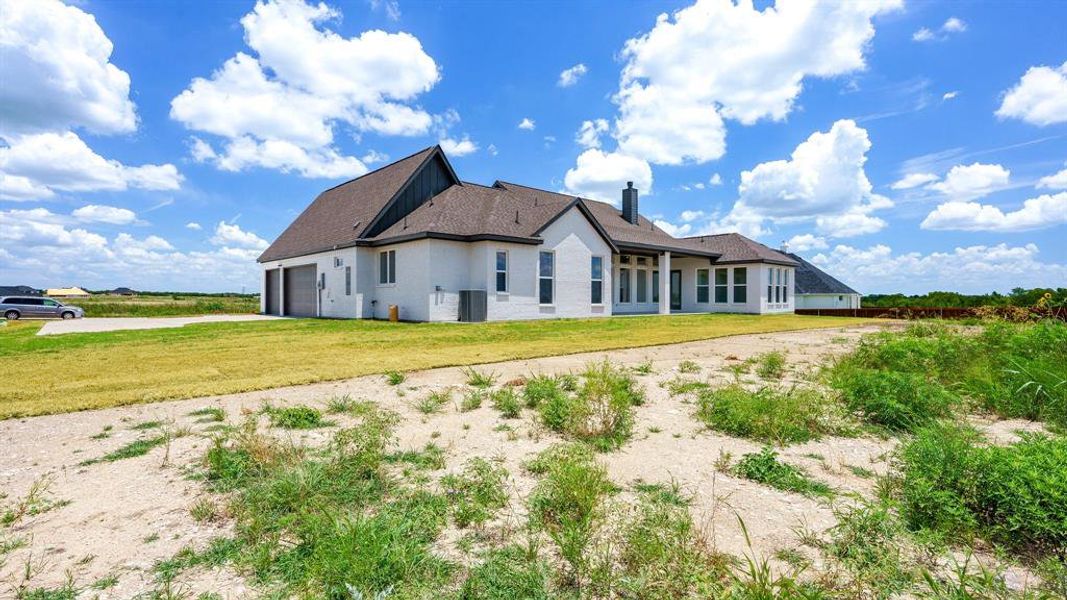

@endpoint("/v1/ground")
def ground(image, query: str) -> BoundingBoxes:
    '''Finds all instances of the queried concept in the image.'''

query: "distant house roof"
[784,252,860,295]
[0,285,40,296]
[682,233,798,266]
[46,287,90,296]
[110,287,136,295]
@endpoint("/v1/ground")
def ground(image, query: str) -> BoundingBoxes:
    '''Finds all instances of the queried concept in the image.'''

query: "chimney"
[622,181,639,225]
[780,241,789,253]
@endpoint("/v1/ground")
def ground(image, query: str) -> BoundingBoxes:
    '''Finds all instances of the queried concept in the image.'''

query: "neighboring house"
[784,252,862,309]
[258,146,798,321]
[0,285,41,297]
[109,287,137,296]
[45,287,90,298]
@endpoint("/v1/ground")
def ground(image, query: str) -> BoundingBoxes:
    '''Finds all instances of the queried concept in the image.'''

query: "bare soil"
[1,323,1041,597]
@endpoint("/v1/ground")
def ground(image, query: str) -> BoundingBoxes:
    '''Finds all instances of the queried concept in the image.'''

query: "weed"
[461,389,485,412]
[265,405,328,429]
[1,476,57,527]
[189,498,219,523]
[754,351,787,379]
[91,574,119,589]
[81,434,168,465]
[385,370,405,386]
[830,368,957,432]
[696,384,844,445]
[847,465,875,479]
[663,377,710,396]
[825,501,916,596]
[523,374,567,409]
[443,457,509,528]
[538,361,642,451]
[459,545,555,599]
[633,480,689,507]
[130,419,163,431]
[416,389,451,414]
[677,360,701,373]
[464,367,498,389]
[188,407,225,423]
[490,388,522,419]
[385,443,446,471]
[89,425,113,440]
[324,394,372,416]
[733,448,833,498]
[633,360,655,375]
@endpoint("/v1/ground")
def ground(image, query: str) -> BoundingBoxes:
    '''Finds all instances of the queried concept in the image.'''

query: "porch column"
[659,251,670,314]
[278,266,285,317]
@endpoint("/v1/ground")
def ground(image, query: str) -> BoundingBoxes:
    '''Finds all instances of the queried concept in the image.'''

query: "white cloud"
[360,149,389,164]
[518,118,536,131]
[709,173,723,186]
[942,17,967,33]
[171,0,440,177]
[211,221,268,250]
[72,204,137,225]
[563,149,653,205]
[927,162,1010,200]
[890,172,939,190]
[911,28,934,42]
[0,131,182,197]
[0,172,55,201]
[912,17,967,43]
[185,222,202,230]
[812,242,1067,294]
[368,0,400,21]
[115,232,174,252]
[439,136,479,157]
[723,119,891,238]
[558,63,588,87]
[0,0,136,136]
[486,144,498,157]
[995,62,1067,126]
[785,233,827,252]
[1037,165,1067,190]
[921,192,1067,232]
[942,91,958,101]
[575,119,609,149]
[680,210,706,222]
[653,219,691,237]
[612,0,900,166]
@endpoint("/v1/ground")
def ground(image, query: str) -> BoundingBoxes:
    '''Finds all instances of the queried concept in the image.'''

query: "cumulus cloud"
[812,242,1067,294]
[171,0,441,178]
[921,192,1067,232]
[72,204,137,225]
[575,119,609,149]
[1037,165,1067,190]
[995,62,1067,126]
[211,221,269,250]
[890,172,939,190]
[927,162,1010,200]
[439,136,479,157]
[612,0,899,166]
[942,91,958,101]
[709,173,723,186]
[185,222,203,230]
[912,17,966,42]
[517,118,536,131]
[785,233,827,252]
[558,63,588,87]
[563,149,653,205]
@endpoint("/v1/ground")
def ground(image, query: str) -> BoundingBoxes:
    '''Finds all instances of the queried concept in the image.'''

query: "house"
[783,252,862,309]
[0,285,41,297]
[45,287,90,298]
[109,287,137,296]
[257,146,798,321]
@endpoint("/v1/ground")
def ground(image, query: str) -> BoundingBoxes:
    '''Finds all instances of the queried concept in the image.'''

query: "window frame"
[618,267,631,303]
[378,250,396,285]
[652,270,660,303]
[696,268,710,304]
[495,250,509,294]
[591,255,604,305]
[538,250,554,305]
[732,267,748,304]
[714,268,728,303]
[345,266,352,296]
[635,267,648,303]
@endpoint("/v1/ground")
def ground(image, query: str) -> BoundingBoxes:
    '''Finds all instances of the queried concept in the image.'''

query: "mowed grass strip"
[0,313,869,419]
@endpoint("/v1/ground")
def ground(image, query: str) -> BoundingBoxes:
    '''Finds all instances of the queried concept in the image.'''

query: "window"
[539,251,554,304]
[696,268,710,303]
[319,272,326,290]
[652,270,660,303]
[733,267,748,303]
[767,267,774,304]
[714,268,728,303]
[591,256,604,304]
[378,250,396,284]
[636,269,648,303]
[620,255,631,264]
[636,256,648,266]
[774,268,781,303]
[495,251,508,293]
[334,257,343,268]
[783,270,789,303]
[43,299,59,307]
[345,266,352,295]
[619,268,631,303]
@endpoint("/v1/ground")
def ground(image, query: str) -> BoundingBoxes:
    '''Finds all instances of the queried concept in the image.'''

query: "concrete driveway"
[37,314,283,335]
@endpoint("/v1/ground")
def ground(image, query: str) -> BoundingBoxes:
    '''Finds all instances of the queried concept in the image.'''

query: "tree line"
[863,288,1066,308]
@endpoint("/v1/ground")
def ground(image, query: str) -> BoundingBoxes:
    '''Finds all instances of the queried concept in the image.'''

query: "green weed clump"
[754,351,787,380]
[732,448,833,499]
[831,369,957,432]
[695,385,844,445]
[824,501,917,596]
[523,374,567,409]
[416,389,451,414]
[464,367,498,389]
[461,389,485,412]
[442,457,509,528]
[263,404,328,429]
[459,545,555,600]
[490,388,522,419]
[894,422,1067,556]
[537,361,643,451]
[385,370,405,386]
[189,406,226,423]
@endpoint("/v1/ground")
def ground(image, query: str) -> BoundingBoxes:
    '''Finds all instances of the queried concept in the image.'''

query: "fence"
[795,306,1067,321]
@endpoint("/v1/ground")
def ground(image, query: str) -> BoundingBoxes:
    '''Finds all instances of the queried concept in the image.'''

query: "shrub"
[754,351,786,380]
[695,385,842,445]
[490,388,522,419]
[538,388,575,433]
[535,362,642,450]
[266,405,327,429]
[459,546,555,600]
[442,457,509,528]
[464,367,498,388]
[831,369,957,432]
[825,501,916,595]
[527,444,614,583]
[732,447,832,498]
[896,422,1067,555]
[523,374,566,409]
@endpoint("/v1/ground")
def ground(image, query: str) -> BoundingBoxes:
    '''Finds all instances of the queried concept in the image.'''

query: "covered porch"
[610,244,719,316]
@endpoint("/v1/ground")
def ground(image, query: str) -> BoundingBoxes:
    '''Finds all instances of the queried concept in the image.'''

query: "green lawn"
[72,294,259,317]
[0,314,870,419]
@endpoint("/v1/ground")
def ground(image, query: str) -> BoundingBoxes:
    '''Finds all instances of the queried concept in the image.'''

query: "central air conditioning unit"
[458,289,487,322]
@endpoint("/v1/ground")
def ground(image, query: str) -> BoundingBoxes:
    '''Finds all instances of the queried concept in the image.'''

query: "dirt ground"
[0,322,1040,597]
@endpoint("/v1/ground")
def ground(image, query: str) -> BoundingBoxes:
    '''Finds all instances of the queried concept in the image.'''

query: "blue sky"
[1,0,1065,293]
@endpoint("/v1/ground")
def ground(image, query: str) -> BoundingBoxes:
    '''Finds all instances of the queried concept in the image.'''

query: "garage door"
[283,264,317,317]
[264,269,280,315]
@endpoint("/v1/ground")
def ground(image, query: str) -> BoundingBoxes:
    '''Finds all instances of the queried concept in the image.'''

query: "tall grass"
[695,384,846,444]
[535,361,644,451]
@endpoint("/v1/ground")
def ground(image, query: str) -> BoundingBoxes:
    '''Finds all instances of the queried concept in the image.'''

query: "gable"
[362,152,459,238]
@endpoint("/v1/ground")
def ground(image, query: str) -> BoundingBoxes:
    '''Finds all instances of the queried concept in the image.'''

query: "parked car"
[0,296,84,320]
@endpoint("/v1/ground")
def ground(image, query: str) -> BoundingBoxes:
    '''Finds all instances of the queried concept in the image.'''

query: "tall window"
[495,251,508,293]
[591,256,604,304]
[539,251,554,304]
[782,270,789,303]
[767,267,774,303]
[652,270,660,303]
[619,268,631,303]
[378,250,396,284]
[696,268,710,303]
[345,266,352,295]
[636,269,648,303]
[714,268,728,303]
[733,267,748,303]
[774,268,781,303]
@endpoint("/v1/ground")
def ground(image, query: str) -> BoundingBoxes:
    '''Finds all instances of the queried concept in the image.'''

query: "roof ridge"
[319,145,437,195]
[495,180,577,199]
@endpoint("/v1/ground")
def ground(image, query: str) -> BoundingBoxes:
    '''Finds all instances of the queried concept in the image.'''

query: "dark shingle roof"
[259,146,439,262]
[0,285,41,296]
[784,252,860,295]
[681,233,798,266]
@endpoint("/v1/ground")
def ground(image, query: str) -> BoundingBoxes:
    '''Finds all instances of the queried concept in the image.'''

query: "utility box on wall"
[458,289,487,322]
